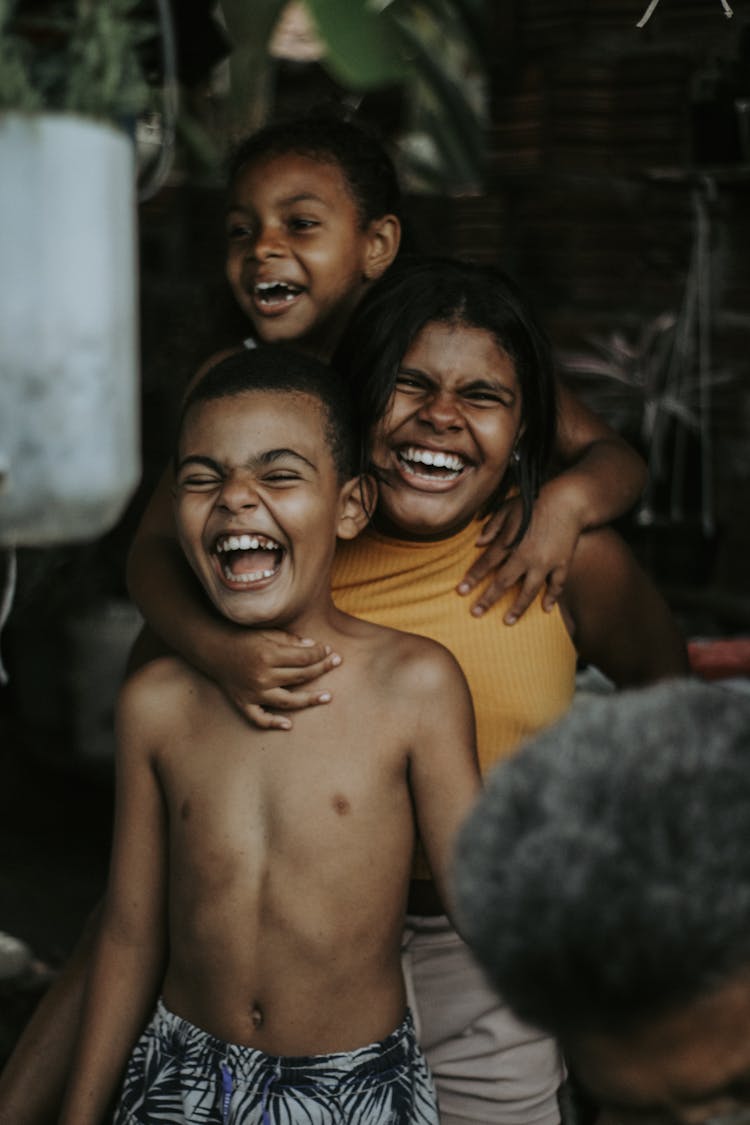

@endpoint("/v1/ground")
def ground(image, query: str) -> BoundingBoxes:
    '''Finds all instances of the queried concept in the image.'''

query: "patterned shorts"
[114,999,439,1125]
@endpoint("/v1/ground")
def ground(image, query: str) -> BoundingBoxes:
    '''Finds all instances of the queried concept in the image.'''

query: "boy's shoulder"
[340,613,468,701]
[117,655,218,734]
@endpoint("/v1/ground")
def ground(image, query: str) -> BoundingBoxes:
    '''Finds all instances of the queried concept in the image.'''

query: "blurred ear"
[363,215,401,281]
[336,474,377,540]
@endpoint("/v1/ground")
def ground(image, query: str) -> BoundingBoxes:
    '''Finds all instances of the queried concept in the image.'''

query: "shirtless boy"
[59,347,479,1125]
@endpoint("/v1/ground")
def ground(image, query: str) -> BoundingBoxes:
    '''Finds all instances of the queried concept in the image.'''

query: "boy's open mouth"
[397,445,467,483]
[214,533,284,585]
[253,280,304,311]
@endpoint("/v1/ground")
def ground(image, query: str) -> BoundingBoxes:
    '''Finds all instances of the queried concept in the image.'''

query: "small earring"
[512,447,521,464]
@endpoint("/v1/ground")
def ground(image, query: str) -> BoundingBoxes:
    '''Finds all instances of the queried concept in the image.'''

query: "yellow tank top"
[332,518,577,779]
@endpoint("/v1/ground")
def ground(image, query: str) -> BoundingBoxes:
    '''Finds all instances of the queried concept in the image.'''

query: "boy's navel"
[250,1002,264,1029]
[331,794,350,815]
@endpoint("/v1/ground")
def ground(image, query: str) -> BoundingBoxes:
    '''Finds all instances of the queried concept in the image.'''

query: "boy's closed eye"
[176,473,222,491]
[176,470,307,491]
[261,470,305,485]
[175,457,223,491]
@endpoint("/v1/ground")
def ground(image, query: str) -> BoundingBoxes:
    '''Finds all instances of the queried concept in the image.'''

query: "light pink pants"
[402,914,564,1125]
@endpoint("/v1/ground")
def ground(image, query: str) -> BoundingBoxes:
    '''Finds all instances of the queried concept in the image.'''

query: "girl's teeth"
[403,448,463,471]
[401,448,463,473]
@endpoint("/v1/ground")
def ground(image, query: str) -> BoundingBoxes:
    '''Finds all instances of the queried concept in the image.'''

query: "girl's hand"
[219,631,342,730]
[457,490,581,624]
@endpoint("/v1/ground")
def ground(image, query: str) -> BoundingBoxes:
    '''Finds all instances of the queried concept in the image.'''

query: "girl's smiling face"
[370,320,524,541]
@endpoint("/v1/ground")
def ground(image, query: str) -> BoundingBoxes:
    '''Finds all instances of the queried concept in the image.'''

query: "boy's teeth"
[216,534,281,553]
[215,533,282,584]
[222,567,276,583]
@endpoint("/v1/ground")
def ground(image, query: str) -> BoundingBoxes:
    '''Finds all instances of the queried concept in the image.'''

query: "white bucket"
[0,112,141,546]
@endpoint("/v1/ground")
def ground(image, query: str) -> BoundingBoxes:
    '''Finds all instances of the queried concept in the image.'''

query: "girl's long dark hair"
[334,256,557,542]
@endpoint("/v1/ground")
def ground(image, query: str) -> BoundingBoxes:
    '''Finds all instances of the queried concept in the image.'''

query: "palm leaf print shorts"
[114,998,439,1124]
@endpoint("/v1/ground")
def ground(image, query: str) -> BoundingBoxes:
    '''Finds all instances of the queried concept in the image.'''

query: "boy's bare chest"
[157,689,411,864]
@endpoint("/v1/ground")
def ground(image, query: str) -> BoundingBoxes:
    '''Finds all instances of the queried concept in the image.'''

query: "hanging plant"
[0,0,152,123]
[0,0,43,110]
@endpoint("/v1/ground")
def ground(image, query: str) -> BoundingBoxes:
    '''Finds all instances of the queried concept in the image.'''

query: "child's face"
[369,321,523,541]
[226,152,379,357]
[174,389,358,629]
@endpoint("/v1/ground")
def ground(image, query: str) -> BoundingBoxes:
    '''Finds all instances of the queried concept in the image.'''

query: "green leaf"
[408,0,490,67]
[304,0,407,89]
[218,0,288,134]
[395,15,484,172]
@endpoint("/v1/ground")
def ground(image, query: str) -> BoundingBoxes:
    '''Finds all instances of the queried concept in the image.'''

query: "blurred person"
[455,678,750,1125]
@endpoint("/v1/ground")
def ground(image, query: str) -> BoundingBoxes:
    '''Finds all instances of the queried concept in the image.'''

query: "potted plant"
[0,0,151,547]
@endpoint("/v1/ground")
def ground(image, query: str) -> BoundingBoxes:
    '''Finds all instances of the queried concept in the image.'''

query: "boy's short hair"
[453,679,750,1039]
[334,255,556,543]
[180,347,363,482]
[227,111,402,227]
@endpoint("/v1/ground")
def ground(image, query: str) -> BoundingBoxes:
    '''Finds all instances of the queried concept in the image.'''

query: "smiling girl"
[335,257,687,785]
[327,256,689,1125]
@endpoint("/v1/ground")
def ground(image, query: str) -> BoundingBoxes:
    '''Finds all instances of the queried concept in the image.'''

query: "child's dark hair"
[180,346,363,482]
[335,256,557,542]
[227,112,402,228]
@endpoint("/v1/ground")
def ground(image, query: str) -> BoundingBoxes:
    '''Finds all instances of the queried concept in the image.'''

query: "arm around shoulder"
[562,527,690,688]
[554,381,648,526]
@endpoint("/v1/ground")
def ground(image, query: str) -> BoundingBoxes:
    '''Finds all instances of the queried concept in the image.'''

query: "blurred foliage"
[1,0,490,189]
[219,0,490,193]
[0,0,152,122]
[0,0,43,110]
[63,0,152,120]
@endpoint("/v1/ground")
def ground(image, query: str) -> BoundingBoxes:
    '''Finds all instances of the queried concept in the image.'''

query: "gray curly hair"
[454,679,750,1038]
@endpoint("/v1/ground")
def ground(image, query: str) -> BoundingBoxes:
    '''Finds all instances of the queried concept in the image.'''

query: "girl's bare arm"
[561,527,689,688]
[459,383,647,621]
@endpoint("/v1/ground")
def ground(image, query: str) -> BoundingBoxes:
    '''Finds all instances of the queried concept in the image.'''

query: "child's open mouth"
[253,280,304,312]
[397,446,466,483]
[214,533,284,585]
